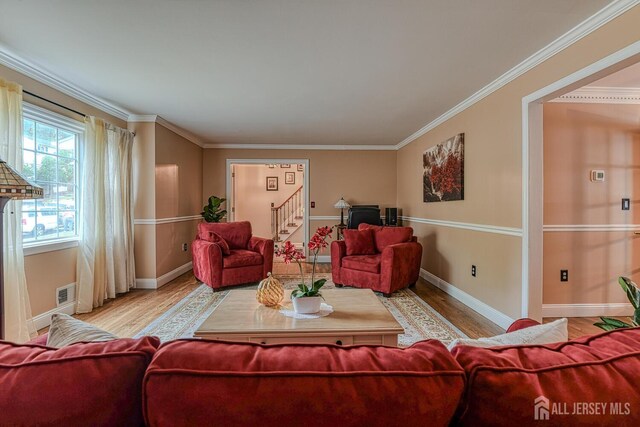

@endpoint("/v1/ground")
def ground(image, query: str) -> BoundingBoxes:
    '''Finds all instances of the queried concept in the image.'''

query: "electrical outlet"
[182,243,188,252]
[471,265,477,277]
[622,198,630,210]
[560,269,568,282]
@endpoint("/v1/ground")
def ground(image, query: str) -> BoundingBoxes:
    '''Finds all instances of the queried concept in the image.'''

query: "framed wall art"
[423,133,464,202]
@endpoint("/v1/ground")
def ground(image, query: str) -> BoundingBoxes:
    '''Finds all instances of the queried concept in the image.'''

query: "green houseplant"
[594,276,640,331]
[201,196,227,222]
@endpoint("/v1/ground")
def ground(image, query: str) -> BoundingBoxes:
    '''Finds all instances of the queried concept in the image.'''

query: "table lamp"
[0,158,43,340]
[334,197,351,227]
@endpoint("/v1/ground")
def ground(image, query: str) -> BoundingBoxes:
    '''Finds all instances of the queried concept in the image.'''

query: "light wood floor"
[40,263,604,340]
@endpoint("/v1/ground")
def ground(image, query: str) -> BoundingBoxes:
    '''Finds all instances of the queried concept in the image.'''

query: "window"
[22,104,82,245]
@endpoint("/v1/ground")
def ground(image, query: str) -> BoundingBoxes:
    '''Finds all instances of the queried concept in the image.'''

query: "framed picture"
[280,164,291,168]
[266,176,278,191]
[423,133,464,202]
[297,164,304,171]
[285,172,295,185]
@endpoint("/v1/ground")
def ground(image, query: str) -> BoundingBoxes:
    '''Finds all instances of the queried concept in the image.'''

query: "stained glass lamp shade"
[334,197,351,227]
[0,159,43,339]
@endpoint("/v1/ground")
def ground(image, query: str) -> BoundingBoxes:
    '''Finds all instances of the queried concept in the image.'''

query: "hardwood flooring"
[39,262,603,340]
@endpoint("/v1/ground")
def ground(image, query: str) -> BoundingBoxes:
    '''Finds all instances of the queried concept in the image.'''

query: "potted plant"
[275,226,333,314]
[201,196,227,222]
[594,276,640,331]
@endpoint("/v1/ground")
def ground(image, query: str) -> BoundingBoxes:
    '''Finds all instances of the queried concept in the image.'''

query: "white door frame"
[226,158,310,257]
[521,39,640,320]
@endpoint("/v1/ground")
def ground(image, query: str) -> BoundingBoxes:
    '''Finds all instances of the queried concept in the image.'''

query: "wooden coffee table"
[194,288,404,346]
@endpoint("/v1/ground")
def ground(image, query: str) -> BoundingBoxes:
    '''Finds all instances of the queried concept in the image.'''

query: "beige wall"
[233,164,305,239]
[154,123,203,277]
[203,149,397,255]
[543,102,640,305]
[396,5,640,321]
[0,63,127,317]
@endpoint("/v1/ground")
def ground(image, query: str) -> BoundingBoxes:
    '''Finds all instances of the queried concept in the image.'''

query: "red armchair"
[192,221,274,290]
[331,224,422,297]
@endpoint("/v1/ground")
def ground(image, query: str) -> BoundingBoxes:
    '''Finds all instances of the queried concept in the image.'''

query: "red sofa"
[192,221,274,290]
[3,322,640,426]
[331,224,423,296]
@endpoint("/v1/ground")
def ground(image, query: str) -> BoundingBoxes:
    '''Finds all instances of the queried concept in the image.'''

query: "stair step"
[279,230,289,234]
[287,223,297,227]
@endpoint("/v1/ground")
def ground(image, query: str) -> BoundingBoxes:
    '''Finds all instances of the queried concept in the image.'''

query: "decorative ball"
[256,273,284,307]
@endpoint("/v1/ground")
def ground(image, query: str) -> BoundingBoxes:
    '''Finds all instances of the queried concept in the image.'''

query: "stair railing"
[272,185,303,242]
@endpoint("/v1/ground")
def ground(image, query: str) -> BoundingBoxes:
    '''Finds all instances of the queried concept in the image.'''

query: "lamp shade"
[334,197,350,209]
[0,159,43,199]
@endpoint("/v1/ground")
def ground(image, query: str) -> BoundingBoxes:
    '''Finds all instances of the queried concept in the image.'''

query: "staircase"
[272,185,304,244]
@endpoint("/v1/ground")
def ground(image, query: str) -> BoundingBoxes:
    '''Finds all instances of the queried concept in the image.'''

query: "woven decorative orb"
[256,273,284,307]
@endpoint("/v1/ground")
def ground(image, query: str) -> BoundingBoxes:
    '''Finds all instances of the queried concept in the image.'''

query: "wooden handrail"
[272,185,303,210]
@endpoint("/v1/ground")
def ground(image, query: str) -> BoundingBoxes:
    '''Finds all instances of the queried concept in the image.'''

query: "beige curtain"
[76,117,135,313]
[0,78,36,342]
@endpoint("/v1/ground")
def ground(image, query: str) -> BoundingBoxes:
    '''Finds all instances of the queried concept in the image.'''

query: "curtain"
[76,117,135,313]
[0,78,36,342]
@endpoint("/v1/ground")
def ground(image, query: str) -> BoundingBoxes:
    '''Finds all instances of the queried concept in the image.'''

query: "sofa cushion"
[343,228,376,255]
[359,224,413,252]
[46,313,118,348]
[0,336,160,426]
[202,231,231,255]
[143,339,466,427]
[452,327,640,426]
[198,221,252,249]
[223,249,263,268]
[342,254,381,274]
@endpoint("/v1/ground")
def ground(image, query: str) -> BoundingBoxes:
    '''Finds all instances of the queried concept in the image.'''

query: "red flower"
[275,241,305,264]
[307,226,333,251]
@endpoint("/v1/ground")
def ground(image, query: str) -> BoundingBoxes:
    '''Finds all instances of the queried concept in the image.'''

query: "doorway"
[226,159,310,258]
[522,41,640,320]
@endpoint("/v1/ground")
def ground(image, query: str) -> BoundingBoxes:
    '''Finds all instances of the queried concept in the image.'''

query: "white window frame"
[22,103,84,256]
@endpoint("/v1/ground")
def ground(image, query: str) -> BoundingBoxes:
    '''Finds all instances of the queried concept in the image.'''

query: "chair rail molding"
[134,215,202,225]
[401,216,523,237]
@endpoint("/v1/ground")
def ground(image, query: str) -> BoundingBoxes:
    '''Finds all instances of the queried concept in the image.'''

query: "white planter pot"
[292,296,322,314]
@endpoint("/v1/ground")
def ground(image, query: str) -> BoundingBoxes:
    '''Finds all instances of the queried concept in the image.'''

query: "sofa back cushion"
[358,224,413,252]
[198,221,252,249]
[452,327,640,426]
[0,337,160,426]
[144,339,465,427]
[343,228,376,255]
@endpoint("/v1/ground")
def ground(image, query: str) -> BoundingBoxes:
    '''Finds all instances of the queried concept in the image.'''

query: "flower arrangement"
[276,226,332,299]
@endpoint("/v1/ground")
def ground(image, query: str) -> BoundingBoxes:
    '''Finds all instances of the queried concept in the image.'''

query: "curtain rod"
[23,89,136,137]
[23,90,86,117]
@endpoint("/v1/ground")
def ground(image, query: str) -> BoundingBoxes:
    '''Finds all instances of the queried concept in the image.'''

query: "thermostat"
[591,170,605,182]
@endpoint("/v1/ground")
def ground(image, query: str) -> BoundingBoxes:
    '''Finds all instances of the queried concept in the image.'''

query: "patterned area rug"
[134,275,467,347]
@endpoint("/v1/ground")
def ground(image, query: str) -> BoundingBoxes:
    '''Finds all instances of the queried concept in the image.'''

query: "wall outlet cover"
[590,170,605,182]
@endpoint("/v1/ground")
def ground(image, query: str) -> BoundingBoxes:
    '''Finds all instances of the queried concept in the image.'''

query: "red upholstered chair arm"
[249,236,274,277]
[27,334,49,346]
[380,241,423,292]
[331,241,347,266]
[191,239,224,288]
[506,318,542,333]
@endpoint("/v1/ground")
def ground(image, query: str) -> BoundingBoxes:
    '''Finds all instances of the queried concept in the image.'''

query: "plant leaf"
[599,316,633,328]
[312,279,327,292]
[594,322,619,331]
[618,277,640,309]
[633,307,640,327]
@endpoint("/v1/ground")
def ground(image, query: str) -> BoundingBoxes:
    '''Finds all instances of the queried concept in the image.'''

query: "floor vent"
[57,287,68,305]
[56,284,75,307]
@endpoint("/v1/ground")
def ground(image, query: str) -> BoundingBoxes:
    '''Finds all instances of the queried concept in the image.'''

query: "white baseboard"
[33,301,76,331]
[316,255,332,263]
[420,269,515,330]
[135,261,193,290]
[542,303,634,318]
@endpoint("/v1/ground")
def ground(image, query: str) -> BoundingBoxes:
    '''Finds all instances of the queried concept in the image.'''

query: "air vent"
[56,284,75,307]
[57,287,68,305]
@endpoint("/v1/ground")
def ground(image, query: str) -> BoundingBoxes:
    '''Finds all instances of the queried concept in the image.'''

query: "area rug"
[134,274,467,347]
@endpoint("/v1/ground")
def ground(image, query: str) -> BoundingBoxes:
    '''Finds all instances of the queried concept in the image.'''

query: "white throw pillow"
[46,313,118,348]
[447,318,568,350]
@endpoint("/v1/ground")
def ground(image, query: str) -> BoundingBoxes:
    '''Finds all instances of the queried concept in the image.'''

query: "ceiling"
[0,0,612,146]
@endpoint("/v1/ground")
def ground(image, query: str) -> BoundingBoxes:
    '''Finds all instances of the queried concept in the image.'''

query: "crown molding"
[0,42,132,121]
[127,114,205,147]
[551,86,640,104]
[203,143,397,151]
[395,0,640,150]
